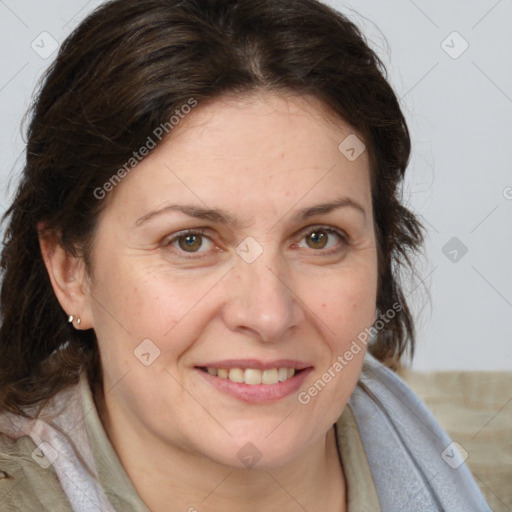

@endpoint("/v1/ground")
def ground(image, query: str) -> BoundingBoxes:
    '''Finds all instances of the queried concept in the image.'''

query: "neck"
[95,390,346,512]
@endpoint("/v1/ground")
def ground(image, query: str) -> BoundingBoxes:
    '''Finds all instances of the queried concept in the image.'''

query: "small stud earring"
[68,315,81,328]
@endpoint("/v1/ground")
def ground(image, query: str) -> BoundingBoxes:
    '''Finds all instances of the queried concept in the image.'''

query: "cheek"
[88,256,225,363]
[297,270,376,423]
[315,261,378,344]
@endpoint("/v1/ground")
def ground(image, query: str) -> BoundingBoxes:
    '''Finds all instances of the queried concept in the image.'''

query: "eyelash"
[162,226,349,259]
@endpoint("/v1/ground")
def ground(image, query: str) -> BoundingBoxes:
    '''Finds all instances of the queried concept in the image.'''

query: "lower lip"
[195,367,313,404]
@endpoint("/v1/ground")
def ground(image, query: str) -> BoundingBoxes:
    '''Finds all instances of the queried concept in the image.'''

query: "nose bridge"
[224,240,301,342]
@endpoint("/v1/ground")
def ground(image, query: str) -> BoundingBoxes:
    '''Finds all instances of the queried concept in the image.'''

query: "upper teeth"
[206,367,296,385]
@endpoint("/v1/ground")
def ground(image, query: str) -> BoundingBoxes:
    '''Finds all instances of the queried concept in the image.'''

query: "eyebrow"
[134,196,366,227]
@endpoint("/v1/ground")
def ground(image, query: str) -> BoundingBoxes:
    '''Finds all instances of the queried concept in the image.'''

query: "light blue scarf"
[351,352,492,511]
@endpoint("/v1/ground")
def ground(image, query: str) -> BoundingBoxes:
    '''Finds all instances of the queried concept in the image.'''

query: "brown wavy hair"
[0,0,423,416]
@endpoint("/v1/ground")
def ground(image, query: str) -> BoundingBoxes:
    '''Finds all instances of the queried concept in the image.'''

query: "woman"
[0,0,491,510]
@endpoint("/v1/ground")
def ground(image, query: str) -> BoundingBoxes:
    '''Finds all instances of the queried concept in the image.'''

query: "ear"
[38,223,93,330]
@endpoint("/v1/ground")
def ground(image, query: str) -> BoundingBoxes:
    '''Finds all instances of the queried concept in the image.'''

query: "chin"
[200,425,316,471]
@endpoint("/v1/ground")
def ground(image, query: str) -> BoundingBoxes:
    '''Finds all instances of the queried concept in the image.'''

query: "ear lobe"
[38,223,93,330]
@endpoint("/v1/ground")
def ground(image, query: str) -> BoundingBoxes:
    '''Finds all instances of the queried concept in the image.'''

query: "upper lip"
[196,359,312,370]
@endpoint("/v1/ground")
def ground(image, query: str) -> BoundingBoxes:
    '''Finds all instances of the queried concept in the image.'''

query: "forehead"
[100,92,372,225]
[168,92,361,157]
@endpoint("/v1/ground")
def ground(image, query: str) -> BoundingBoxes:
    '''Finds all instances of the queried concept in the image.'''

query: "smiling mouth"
[197,366,304,385]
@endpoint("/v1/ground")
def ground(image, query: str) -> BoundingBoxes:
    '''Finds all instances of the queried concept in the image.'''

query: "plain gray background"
[0,0,510,370]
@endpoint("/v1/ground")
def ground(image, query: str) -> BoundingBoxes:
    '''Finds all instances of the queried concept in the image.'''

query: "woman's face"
[84,93,378,468]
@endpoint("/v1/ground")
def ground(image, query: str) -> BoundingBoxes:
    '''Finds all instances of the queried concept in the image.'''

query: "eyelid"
[297,224,348,241]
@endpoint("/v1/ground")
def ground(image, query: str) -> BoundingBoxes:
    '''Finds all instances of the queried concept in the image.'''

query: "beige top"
[0,375,380,511]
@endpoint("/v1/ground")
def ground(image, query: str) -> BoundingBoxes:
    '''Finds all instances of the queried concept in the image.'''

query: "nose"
[221,247,304,343]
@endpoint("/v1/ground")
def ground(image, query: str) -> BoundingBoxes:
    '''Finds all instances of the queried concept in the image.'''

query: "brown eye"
[297,226,347,255]
[164,229,214,257]
[178,233,204,252]
[306,230,328,249]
